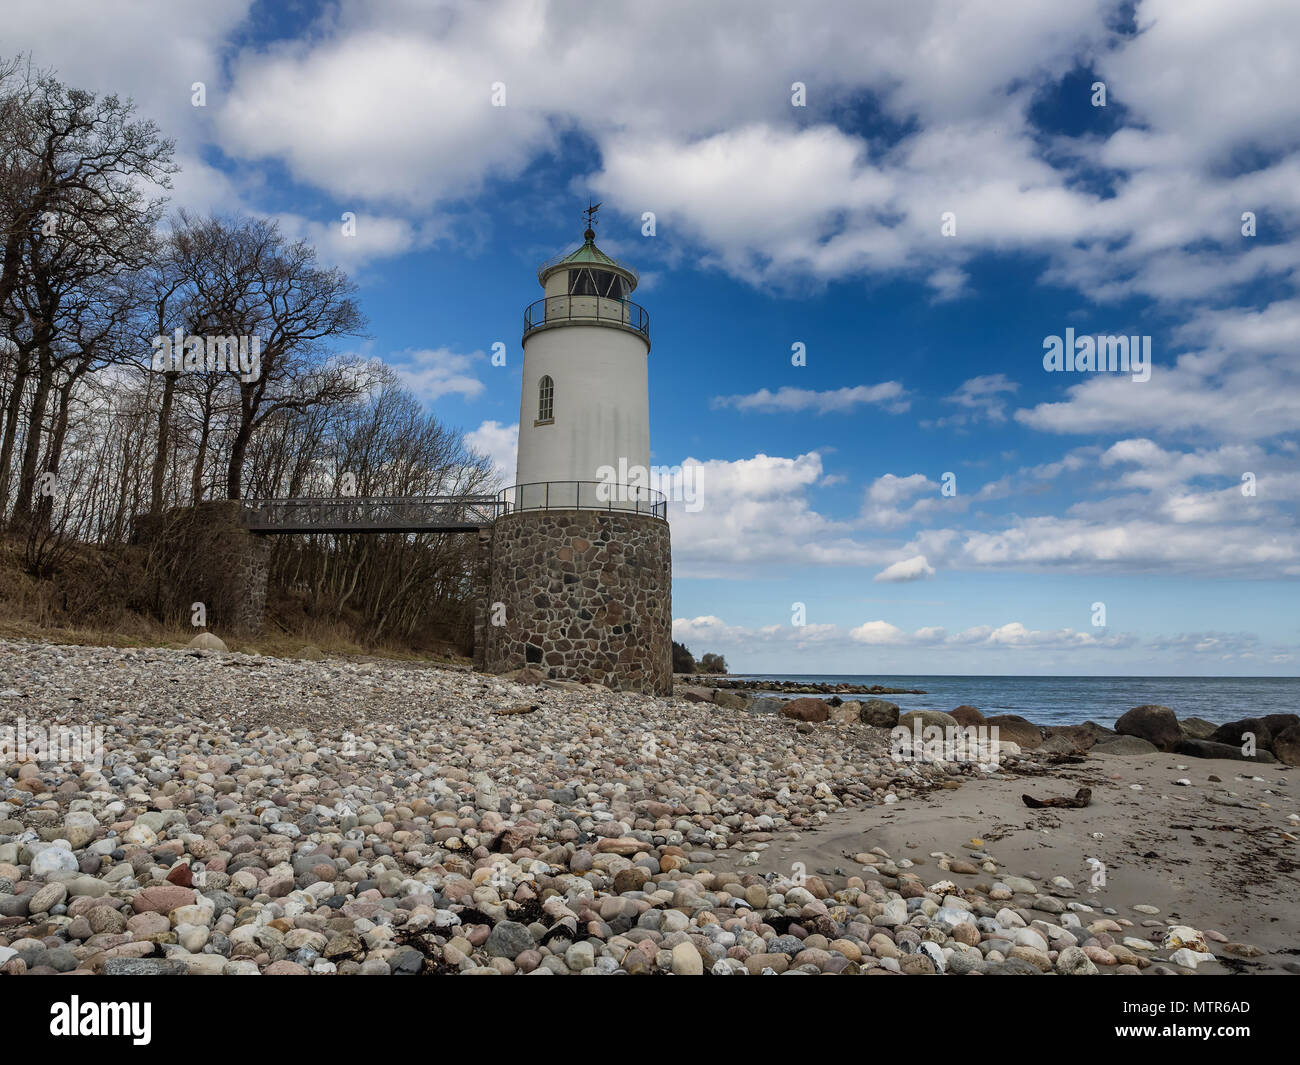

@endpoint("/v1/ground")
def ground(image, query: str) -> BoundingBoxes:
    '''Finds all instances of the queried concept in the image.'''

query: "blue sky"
[12,0,1299,675]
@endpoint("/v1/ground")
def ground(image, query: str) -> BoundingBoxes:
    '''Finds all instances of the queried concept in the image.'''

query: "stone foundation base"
[474,510,672,694]
[131,501,269,634]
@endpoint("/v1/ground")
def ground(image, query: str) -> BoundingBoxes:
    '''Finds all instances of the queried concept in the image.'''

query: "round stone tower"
[476,210,672,694]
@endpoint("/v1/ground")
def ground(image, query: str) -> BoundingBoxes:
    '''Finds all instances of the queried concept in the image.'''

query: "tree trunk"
[150,371,176,514]
[226,413,253,500]
[12,353,52,523]
[0,350,29,518]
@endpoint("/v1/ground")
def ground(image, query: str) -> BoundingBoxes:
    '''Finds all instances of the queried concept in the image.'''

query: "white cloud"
[711,383,908,415]
[466,420,518,482]
[860,472,966,529]
[673,614,839,650]
[390,347,486,403]
[874,554,935,582]
[1016,301,1300,442]
[848,620,908,645]
[12,0,1299,321]
[681,613,1299,659]
[936,373,1020,426]
[668,452,900,576]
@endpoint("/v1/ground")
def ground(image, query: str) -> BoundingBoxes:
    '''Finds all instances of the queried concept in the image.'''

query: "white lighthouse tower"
[512,205,651,510]
[476,204,672,694]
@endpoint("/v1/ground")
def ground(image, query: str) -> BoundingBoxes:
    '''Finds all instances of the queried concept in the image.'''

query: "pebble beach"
[1,639,1296,976]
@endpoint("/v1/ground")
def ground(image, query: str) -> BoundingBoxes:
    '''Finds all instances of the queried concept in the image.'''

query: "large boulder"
[187,632,228,652]
[1272,725,1300,767]
[1114,705,1182,752]
[780,698,830,723]
[985,714,1043,750]
[897,710,959,732]
[859,698,901,728]
[1091,735,1158,756]
[1042,722,1112,754]
[1179,717,1218,740]
[749,697,784,716]
[1175,738,1276,763]
[830,701,862,725]
[1263,713,1300,738]
[712,691,749,711]
[1209,717,1273,751]
[949,705,986,727]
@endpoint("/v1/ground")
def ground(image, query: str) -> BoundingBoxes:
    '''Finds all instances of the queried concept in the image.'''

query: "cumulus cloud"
[860,473,967,529]
[11,0,1298,313]
[1016,301,1300,443]
[669,452,900,576]
[465,420,518,483]
[850,618,1138,650]
[389,347,486,403]
[671,612,1296,672]
[873,555,936,582]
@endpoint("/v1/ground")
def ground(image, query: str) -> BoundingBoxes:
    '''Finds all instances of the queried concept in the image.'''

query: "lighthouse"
[474,206,673,694]
[511,204,652,510]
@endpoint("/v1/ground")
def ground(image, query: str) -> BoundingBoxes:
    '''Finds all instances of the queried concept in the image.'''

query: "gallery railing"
[243,495,503,533]
[497,481,667,520]
[522,295,650,342]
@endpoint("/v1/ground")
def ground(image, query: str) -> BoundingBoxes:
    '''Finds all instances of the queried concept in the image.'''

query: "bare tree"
[162,212,366,500]
[0,58,174,523]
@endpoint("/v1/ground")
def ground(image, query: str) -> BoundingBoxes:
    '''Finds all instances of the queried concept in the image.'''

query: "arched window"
[537,375,554,423]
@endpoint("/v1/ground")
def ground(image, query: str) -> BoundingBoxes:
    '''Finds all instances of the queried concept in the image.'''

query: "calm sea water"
[729,675,1300,728]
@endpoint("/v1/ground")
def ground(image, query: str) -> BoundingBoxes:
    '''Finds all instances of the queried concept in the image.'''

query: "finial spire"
[583,199,601,242]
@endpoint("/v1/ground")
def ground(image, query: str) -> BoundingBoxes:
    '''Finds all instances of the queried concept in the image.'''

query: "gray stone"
[484,920,535,959]
[101,958,190,976]
[1092,735,1159,756]
[859,699,901,728]
[1114,704,1181,752]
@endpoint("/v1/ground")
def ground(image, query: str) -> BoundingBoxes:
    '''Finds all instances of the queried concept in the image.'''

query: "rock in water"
[948,705,985,726]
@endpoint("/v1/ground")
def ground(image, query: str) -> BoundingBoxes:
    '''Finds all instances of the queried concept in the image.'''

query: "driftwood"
[1022,787,1092,809]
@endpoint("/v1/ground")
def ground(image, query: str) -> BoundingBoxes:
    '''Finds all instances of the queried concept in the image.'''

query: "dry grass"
[0,538,470,667]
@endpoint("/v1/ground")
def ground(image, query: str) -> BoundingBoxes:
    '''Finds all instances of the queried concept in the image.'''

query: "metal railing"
[497,481,667,520]
[522,295,650,342]
[244,495,503,534]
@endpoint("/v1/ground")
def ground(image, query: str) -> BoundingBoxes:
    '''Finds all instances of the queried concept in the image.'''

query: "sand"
[741,749,1300,972]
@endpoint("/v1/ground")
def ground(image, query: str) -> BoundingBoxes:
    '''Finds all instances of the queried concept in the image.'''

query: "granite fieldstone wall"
[476,509,672,694]
[131,500,270,634]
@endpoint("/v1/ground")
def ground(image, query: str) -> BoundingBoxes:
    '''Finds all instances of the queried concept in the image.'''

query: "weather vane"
[584,199,601,236]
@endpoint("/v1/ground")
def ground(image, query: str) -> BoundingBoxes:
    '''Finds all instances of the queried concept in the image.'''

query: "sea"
[728,675,1300,729]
